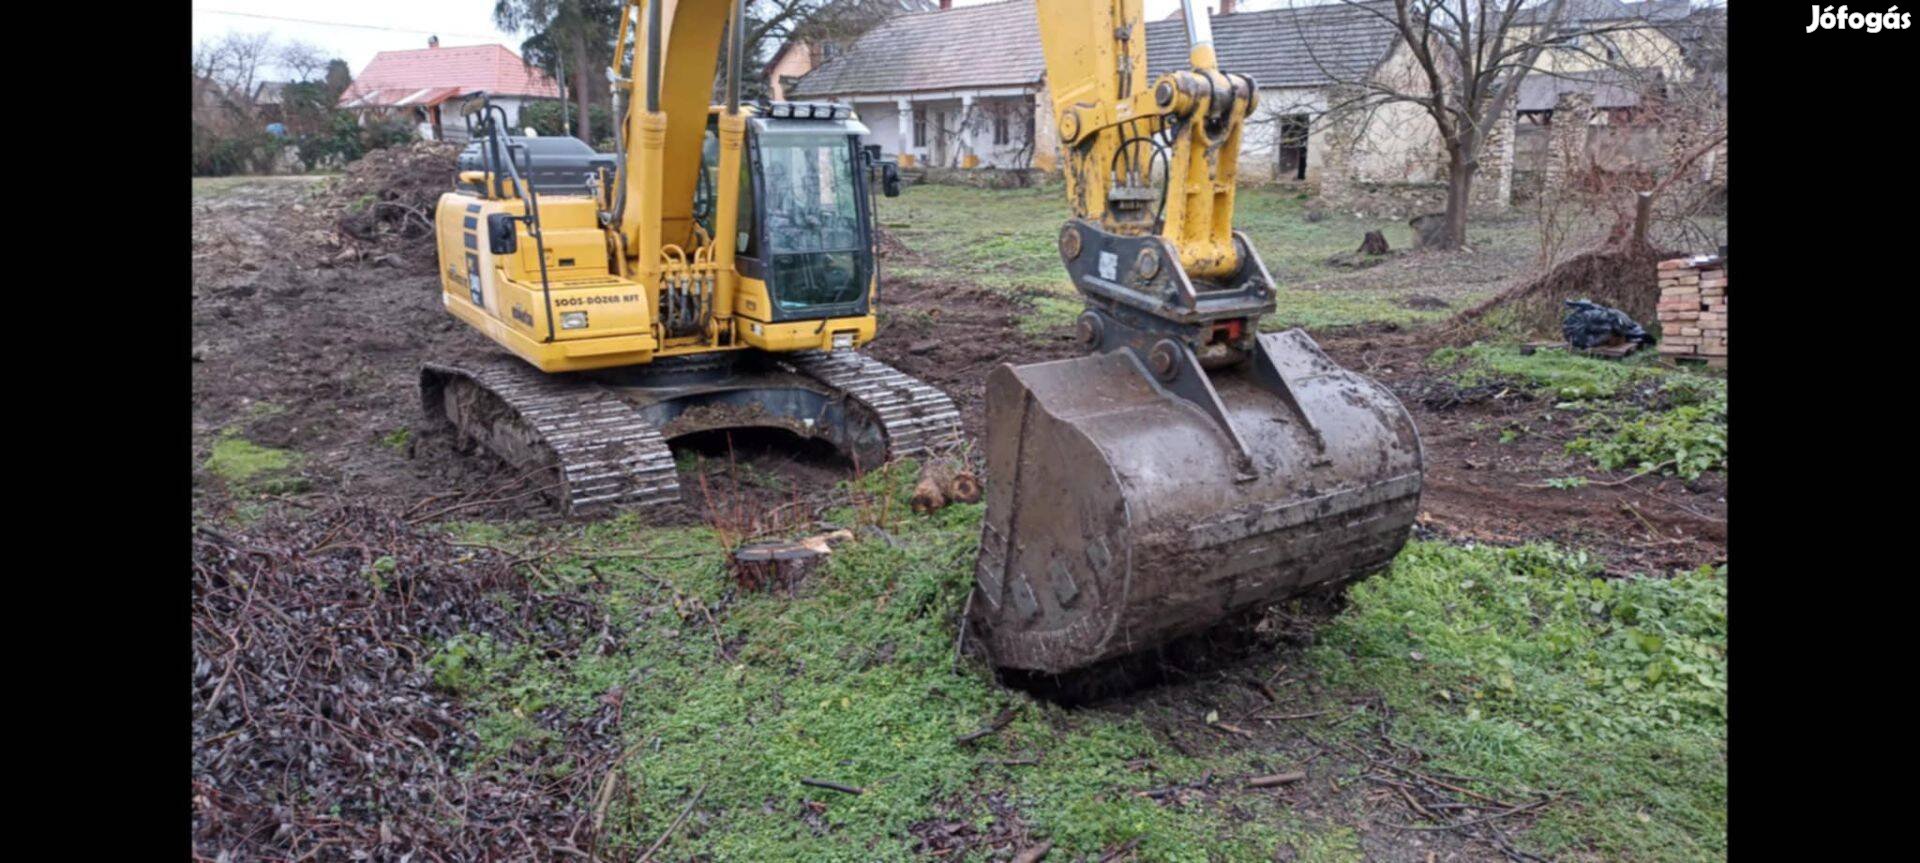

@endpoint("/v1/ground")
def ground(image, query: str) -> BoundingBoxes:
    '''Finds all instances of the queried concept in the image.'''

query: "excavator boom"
[968,0,1424,673]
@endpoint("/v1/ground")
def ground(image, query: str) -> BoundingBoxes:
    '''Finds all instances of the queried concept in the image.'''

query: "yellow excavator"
[423,0,958,513]
[425,0,1421,676]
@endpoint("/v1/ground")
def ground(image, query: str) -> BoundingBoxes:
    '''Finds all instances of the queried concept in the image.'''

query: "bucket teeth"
[969,330,1424,674]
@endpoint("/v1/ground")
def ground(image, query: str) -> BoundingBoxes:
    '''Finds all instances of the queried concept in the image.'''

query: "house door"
[1277,114,1309,181]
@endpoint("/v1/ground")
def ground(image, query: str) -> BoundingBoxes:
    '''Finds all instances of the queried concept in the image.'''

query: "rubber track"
[421,360,681,515]
[786,350,963,459]
[424,351,961,517]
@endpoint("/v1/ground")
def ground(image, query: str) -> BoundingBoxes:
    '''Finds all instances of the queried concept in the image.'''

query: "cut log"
[911,462,951,514]
[946,470,982,503]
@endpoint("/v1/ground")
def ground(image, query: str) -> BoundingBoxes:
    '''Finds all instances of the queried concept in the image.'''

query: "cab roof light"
[765,101,850,120]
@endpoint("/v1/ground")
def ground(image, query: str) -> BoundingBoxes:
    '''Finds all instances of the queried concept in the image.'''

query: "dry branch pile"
[320,141,462,271]
[191,507,620,860]
[1446,244,1673,342]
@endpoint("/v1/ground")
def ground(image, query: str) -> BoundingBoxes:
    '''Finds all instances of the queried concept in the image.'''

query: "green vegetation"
[1427,342,1669,401]
[380,427,413,452]
[203,431,307,494]
[1314,543,1727,859]
[1429,343,1728,480]
[429,464,1726,861]
[882,184,1533,333]
[1569,387,1728,480]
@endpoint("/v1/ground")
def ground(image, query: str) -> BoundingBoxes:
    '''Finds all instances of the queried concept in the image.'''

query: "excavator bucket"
[970,329,1423,674]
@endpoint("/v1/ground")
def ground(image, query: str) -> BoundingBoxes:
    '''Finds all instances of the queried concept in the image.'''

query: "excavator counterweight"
[967,0,1424,673]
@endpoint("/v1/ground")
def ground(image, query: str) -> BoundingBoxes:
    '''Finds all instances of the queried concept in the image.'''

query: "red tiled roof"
[338,43,561,108]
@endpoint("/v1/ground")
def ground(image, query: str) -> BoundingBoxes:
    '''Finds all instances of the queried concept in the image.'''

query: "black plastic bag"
[1561,299,1654,349]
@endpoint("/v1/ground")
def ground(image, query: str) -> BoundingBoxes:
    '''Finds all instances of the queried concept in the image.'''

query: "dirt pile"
[1444,244,1673,342]
[322,140,462,271]
[191,507,622,860]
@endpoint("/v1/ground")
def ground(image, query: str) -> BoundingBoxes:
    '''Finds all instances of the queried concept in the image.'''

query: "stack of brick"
[1656,255,1728,366]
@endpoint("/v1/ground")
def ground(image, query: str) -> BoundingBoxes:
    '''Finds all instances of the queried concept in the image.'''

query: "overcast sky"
[190,0,1302,81]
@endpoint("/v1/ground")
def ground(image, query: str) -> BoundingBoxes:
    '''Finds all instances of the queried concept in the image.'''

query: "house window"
[913,106,927,147]
[992,105,1011,146]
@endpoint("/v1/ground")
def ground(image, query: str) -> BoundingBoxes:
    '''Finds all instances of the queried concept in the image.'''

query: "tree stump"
[1358,230,1391,256]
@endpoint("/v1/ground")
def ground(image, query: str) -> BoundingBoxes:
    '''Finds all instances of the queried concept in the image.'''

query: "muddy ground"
[192,177,1720,573]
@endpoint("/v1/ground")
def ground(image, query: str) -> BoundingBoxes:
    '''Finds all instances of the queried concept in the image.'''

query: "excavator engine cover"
[971,329,1423,674]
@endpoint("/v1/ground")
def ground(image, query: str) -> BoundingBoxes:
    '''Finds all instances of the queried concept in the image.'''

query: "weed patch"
[1311,542,1727,859]
[203,431,307,494]
[433,468,1340,860]
[1429,343,1728,480]
[1427,343,1667,401]
[1569,387,1728,480]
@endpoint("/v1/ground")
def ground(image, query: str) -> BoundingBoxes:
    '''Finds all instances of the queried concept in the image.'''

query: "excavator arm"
[1038,0,1251,277]
[967,0,1426,674]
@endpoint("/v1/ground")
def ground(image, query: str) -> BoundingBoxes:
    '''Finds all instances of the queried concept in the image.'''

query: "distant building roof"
[790,0,1046,98]
[790,0,1405,100]
[339,43,560,108]
[1145,1,1401,88]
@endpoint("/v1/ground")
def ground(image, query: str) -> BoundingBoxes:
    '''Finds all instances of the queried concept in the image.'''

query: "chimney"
[1220,0,1236,13]
[939,0,952,9]
[428,35,440,48]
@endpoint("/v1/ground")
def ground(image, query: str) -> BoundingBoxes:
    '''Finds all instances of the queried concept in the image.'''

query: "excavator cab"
[695,106,879,325]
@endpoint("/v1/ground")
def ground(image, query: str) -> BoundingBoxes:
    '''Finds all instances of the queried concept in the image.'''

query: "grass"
[431,466,1305,860]
[428,462,1726,861]
[1427,342,1672,401]
[380,427,412,452]
[203,431,307,495]
[881,183,1541,333]
[191,173,335,201]
[1313,543,1727,860]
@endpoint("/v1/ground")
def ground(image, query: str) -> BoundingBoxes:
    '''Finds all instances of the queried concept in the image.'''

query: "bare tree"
[195,32,276,104]
[1291,1,1600,250]
[276,40,332,83]
[1575,64,1726,254]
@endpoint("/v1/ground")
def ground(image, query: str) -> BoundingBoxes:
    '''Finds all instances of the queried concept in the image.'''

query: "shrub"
[1568,386,1727,479]
[517,100,612,148]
